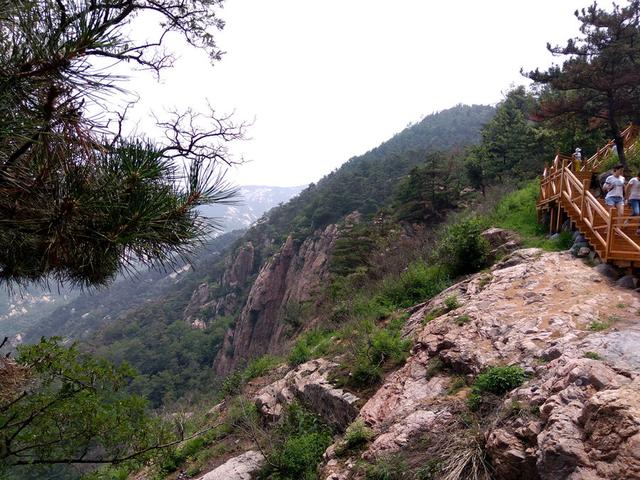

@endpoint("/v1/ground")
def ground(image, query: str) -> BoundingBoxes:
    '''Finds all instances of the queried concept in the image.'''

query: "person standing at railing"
[626,171,640,235]
[603,164,626,220]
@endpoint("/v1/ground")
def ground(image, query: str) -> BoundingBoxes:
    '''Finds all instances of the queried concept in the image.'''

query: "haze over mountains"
[0,185,304,342]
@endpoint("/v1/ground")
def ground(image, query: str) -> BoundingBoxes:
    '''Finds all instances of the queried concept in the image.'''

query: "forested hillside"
[77,105,495,405]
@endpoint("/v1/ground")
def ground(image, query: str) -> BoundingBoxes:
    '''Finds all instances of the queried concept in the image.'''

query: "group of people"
[602,164,640,234]
[572,147,640,233]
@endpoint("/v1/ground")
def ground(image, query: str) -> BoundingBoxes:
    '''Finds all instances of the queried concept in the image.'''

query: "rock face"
[215,225,338,374]
[196,450,264,480]
[254,358,359,431]
[321,249,640,479]
[183,242,256,328]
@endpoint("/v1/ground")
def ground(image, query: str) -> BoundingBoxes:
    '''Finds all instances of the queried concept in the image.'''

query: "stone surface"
[324,249,640,478]
[196,450,264,480]
[594,263,620,280]
[254,358,359,430]
[617,274,638,289]
[216,225,338,374]
[576,246,591,258]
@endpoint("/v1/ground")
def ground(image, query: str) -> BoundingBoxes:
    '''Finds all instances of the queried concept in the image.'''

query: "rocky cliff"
[214,224,338,374]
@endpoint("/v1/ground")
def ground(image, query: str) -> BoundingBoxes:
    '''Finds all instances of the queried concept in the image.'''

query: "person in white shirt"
[626,171,640,234]
[603,164,625,218]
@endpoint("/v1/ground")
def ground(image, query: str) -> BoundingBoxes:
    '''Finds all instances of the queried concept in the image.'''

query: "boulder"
[616,275,638,289]
[576,247,591,258]
[254,358,359,430]
[197,450,265,480]
[594,263,620,280]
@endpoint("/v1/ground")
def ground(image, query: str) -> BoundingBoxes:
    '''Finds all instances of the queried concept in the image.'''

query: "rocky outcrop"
[196,450,264,480]
[321,249,640,479]
[254,358,359,430]
[183,242,256,328]
[215,225,338,374]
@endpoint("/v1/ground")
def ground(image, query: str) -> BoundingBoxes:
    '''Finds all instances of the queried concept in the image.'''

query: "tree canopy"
[525,0,640,168]
[0,0,245,288]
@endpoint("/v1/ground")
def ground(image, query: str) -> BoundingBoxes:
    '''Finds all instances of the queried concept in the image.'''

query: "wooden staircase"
[537,125,640,267]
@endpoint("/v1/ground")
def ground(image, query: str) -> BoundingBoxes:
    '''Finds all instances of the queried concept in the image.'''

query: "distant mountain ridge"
[199,185,306,231]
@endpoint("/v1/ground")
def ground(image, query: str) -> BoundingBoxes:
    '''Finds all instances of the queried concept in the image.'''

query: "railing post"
[605,207,615,261]
[580,178,588,222]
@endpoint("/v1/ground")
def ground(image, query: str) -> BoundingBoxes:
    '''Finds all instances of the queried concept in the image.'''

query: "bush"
[444,294,461,311]
[369,328,411,365]
[287,329,334,366]
[363,455,407,480]
[342,419,375,452]
[243,355,281,381]
[433,217,490,277]
[379,262,450,308]
[263,403,333,480]
[473,365,527,396]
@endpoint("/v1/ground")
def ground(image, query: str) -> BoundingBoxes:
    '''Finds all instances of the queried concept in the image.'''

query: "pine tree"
[525,1,640,169]
[0,0,245,288]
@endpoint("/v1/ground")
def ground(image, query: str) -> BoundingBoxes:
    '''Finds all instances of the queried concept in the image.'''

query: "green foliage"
[363,455,407,480]
[243,355,282,381]
[261,403,333,480]
[287,329,334,366]
[468,365,527,410]
[444,294,461,311]
[491,181,573,251]
[1,338,170,471]
[379,262,450,308]
[341,419,375,453]
[473,365,527,396]
[455,314,471,326]
[415,459,443,480]
[346,319,411,388]
[433,217,490,276]
[392,151,462,224]
[331,224,378,276]
[0,0,240,288]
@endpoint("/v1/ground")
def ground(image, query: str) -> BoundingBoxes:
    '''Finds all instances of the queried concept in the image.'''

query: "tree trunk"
[608,94,628,172]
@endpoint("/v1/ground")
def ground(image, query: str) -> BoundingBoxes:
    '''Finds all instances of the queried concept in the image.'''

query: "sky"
[125,0,590,187]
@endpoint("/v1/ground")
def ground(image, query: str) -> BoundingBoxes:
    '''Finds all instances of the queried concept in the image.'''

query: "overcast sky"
[127,0,589,187]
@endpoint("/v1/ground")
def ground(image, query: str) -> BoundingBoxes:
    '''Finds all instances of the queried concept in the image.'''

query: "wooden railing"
[538,124,640,265]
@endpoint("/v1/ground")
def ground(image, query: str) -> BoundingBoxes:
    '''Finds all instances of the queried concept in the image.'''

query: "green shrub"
[264,403,333,480]
[583,351,602,360]
[364,455,407,480]
[444,294,461,311]
[379,262,450,308]
[455,314,471,326]
[220,371,243,397]
[473,365,527,395]
[433,217,491,277]
[415,459,443,480]
[287,329,334,366]
[369,328,410,365]
[243,355,281,380]
[335,419,375,456]
[349,358,383,387]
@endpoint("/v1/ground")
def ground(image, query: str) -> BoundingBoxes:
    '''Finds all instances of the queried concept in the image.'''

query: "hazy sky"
[127,0,589,187]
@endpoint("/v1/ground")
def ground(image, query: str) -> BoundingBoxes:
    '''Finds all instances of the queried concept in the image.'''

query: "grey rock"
[197,450,264,480]
[549,233,561,240]
[616,275,638,289]
[576,247,591,258]
[254,358,359,431]
[593,263,620,280]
